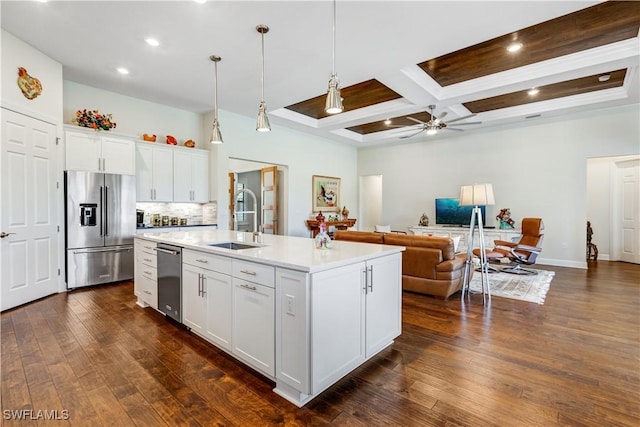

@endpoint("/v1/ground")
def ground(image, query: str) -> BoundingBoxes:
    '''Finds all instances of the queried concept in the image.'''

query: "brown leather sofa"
[333,230,467,299]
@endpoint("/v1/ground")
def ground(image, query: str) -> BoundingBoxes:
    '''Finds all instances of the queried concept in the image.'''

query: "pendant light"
[209,55,223,144]
[256,25,271,132]
[325,0,343,114]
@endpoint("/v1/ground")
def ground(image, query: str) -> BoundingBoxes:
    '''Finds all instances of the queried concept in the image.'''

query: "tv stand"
[408,225,521,253]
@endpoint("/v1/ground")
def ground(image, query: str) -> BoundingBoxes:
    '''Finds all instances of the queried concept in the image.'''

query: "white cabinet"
[232,260,275,377]
[409,225,521,253]
[136,143,173,202]
[182,250,233,350]
[173,149,209,203]
[134,239,157,308]
[276,252,401,399]
[65,130,135,175]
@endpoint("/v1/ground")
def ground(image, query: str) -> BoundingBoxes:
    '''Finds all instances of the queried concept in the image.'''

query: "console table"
[409,225,521,253]
[306,218,357,237]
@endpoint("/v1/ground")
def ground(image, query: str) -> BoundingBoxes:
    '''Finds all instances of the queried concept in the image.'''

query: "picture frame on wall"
[312,175,340,212]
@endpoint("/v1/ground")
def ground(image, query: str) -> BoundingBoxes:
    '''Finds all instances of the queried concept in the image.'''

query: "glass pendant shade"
[325,75,343,114]
[210,118,223,144]
[256,101,271,132]
[426,126,438,136]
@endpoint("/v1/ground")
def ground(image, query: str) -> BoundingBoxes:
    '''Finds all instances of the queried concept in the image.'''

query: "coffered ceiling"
[2,1,638,147]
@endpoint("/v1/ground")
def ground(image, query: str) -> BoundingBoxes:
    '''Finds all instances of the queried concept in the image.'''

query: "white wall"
[358,104,640,268]
[206,109,358,237]
[1,30,63,125]
[63,81,204,145]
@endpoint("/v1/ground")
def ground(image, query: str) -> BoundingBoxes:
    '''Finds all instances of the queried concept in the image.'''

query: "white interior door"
[359,175,383,231]
[1,108,59,311]
[617,159,640,264]
[261,166,278,235]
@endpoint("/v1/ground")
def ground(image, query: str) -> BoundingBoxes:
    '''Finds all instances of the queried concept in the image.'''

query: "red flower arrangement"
[73,109,116,131]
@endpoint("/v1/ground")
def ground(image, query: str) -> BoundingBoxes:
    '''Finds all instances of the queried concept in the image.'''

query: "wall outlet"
[286,294,295,316]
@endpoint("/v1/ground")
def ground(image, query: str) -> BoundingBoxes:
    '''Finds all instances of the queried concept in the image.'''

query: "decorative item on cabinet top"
[73,109,116,131]
[166,135,177,145]
[142,133,156,142]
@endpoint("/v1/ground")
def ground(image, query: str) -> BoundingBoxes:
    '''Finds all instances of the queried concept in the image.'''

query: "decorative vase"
[341,206,349,220]
[499,220,514,229]
[315,223,332,249]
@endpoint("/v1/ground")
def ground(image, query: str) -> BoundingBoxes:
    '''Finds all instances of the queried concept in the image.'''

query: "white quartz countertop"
[135,230,404,273]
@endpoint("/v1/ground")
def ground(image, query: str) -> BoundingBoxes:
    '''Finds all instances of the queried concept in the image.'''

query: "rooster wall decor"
[17,67,43,100]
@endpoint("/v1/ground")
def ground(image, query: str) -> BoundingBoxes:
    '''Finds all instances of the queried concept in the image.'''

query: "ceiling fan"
[391,105,481,139]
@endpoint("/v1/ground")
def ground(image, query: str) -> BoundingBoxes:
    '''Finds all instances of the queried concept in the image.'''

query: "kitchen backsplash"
[137,202,217,226]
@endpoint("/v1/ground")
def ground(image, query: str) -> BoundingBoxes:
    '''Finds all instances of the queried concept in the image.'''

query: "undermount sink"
[206,241,262,250]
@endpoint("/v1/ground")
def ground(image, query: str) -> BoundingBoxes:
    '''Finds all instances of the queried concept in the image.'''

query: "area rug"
[467,268,555,304]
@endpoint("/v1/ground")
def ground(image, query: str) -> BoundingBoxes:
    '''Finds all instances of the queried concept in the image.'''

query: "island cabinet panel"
[232,277,275,377]
[275,269,310,394]
[310,262,366,395]
[182,250,232,349]
[364,254,402,357]
[276,252,402,402]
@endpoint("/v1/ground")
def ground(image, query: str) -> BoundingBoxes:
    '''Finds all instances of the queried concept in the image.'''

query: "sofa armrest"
[436,253,467,272]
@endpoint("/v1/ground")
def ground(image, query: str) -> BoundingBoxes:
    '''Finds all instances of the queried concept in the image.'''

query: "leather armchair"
[493,218,544,275]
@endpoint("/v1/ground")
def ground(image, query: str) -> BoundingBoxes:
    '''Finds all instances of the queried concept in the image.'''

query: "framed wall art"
[312,175,340,212]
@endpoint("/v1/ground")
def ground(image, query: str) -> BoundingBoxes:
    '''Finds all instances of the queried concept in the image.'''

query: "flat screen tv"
[435,198,486,226]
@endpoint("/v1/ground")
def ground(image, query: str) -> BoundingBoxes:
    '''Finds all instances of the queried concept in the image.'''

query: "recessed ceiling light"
[528,88,539,96]
[598,74,611,82]
[116,68,129,75]
[507,42,523,53]
[145,37,160,47]
[384,119,391,125]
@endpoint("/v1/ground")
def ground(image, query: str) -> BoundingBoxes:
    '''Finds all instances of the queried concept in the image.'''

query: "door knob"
[0,232,16,238]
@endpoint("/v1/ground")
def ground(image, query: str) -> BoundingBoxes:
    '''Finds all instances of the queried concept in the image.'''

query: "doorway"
[359,175,383,232]
[228,158,286,235]
[587,155,640,264]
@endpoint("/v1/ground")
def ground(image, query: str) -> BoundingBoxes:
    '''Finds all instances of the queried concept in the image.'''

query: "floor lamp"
[460,183,495,305]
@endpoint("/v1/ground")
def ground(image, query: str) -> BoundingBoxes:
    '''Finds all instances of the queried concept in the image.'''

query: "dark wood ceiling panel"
[347,111,435,135]
[284,79,401,119]
[464,69,627,113]
[419,2,640,87]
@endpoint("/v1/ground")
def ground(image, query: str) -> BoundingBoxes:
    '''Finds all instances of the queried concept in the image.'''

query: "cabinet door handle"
[368,265,374,293]
[144,270,153,276]
[143,290,152,295]
[102,158,106,171]
[362,268,367,293]
[143,258,153,262]
[240,270,257,276]
[195,259,208,264]
[98,158,101,171]
[201,276,207,297]
[197,273,202,296]
[240,283,257,291]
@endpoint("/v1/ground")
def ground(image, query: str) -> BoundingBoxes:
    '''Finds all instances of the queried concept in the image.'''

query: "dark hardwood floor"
[1,261,639,426]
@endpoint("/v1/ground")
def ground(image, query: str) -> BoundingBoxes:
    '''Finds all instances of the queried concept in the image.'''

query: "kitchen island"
[134,230,404,407]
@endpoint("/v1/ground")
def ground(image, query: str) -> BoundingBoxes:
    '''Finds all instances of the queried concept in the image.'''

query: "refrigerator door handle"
[99,186,104,236]
[104,185,109,236]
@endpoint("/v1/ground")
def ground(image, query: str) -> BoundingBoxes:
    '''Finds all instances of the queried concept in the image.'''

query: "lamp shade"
[210,119,223,144]
[325,76,343,114]
[459,184,495,206]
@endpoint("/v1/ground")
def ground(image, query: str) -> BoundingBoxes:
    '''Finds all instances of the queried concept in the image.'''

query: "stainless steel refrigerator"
[65,170,135,289]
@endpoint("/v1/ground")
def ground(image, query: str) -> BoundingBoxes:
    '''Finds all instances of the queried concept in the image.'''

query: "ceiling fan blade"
[445,127,464,131]
[387,124,421,128]
[447,121,482,126]
[446,114,477,124]
[436,111,447,122]
[399,128,426,139]
[406,116,427,125]
[389,125,422,133]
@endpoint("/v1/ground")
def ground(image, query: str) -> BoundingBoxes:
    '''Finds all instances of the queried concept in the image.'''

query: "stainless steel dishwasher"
[155,243,182,323]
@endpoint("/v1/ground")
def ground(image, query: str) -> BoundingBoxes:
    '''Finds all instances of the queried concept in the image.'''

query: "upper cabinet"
[136,143,173,202]
[65,129,135,175]
[173,149,209,203]
[136,142,209,203]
